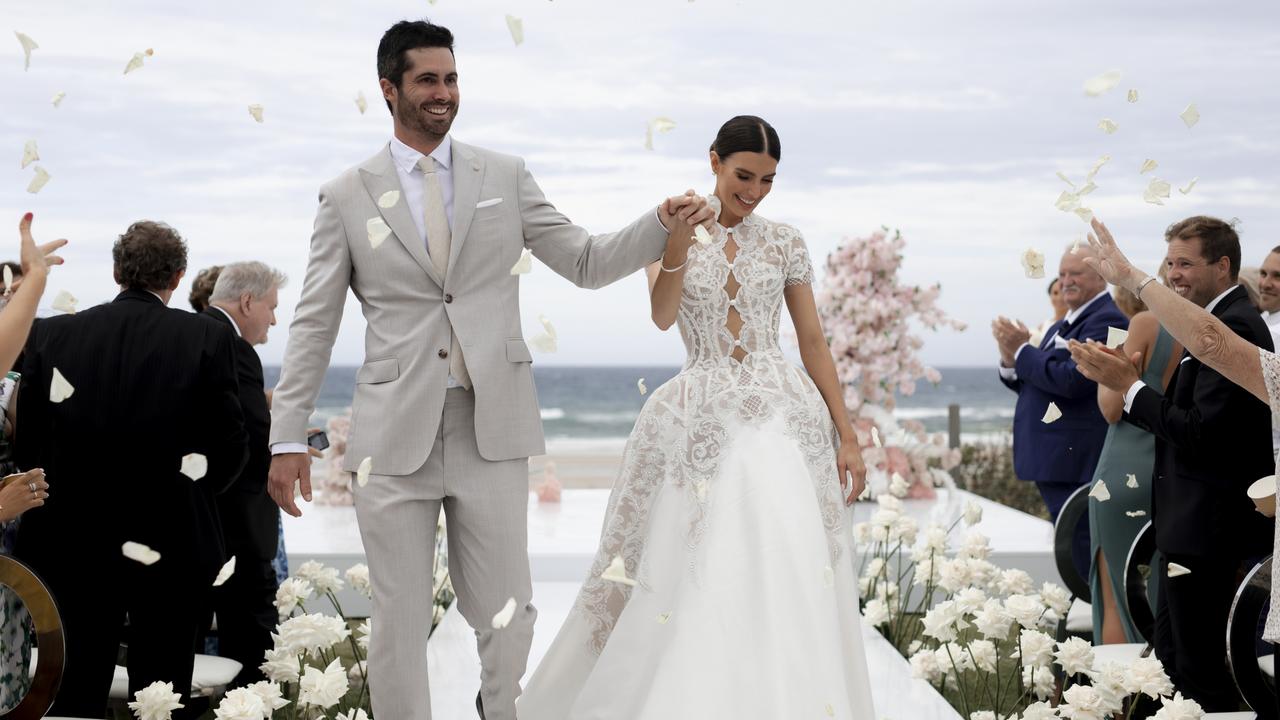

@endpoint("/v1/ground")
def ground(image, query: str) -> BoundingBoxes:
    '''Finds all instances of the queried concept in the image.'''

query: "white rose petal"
[51,289,78,314]
[337,710,370,720]
[297,658,348,709]
[1056,635,1096,675]
[491,597,517,629]
[1144,178,1172,205]
[1086,154,1112,182]
[509,247,533,275]
[15,32,38,71]
[123,541,161,565]
[1179,177,1199,195]
[355,456,372,487]
[1054,190,1080,212]
[1089,479,1111,502]
[50,367,74,402]
[366,217,392,249]
[1126,473,1139,488]
[1083,69,1122,97]
[377,190,401,209]
[1180,103,1200,128]
[1140,158,1159,174]
[1167,562,1192,578]
[1098,118,1119,134]
[124,48,154,75]
[1021,247,1046,279]
[1041,402,1062,424]
[1127,88,1139,103]
[693,224,713,245]
[1125,510,1147,517]
[889,472,910,497]
[1077,181,1097,196]
[601,555,637,586]
[213,687,266,719]
[505,15,524,46]
[1074,207,1094,224]
[345,563,372,597]
[212,556,236,587]
[1106,326,1129,349]
[27,166,51,194]
[243,680,290,713]
[529,314,557,353]
[128,680,184,720]
[51,91,66,107]
[354,91,368,115]
[644,116,677,151]
[180,453,208,481]
[1056,171,1076,188]
[1071,238,1083,255]
[277,612,350,658]
[656,611,671,624]
[248,104,264,123]
[822,565,836,588]
[21,139,38,169]
[260,646,301,684]
[637,377,647,395]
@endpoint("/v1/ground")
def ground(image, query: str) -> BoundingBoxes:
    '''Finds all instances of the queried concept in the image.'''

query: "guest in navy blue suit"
[993,244,1129,580]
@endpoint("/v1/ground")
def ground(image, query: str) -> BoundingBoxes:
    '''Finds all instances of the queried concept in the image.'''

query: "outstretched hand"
[18,213,67,282]
[1086,217,1143,292]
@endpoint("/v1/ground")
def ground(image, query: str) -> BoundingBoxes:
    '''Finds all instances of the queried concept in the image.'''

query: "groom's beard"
[397,96,457,141]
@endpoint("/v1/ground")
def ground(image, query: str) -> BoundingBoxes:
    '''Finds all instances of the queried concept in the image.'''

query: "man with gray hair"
[202,261,287,687]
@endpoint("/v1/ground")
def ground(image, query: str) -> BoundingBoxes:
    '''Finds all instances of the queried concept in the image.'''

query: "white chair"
[1066,597,1092,635]
[31,648,241,700]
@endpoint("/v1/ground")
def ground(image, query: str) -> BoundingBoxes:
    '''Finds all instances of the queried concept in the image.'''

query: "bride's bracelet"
[660,258,688,273]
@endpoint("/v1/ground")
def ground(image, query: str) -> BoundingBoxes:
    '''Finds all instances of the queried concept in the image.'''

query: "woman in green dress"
[1089,285,1182,643]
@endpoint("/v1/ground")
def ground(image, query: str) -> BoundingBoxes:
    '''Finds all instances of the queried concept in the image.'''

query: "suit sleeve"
[518,158,668,290]
[1012,314,1115,400]
[1125,313,1260,449]
[200,325,249,495]
[270,187,353,445]
[14,324,48,472]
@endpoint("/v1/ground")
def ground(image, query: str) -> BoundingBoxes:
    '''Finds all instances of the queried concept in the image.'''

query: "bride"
[518,115,875,719]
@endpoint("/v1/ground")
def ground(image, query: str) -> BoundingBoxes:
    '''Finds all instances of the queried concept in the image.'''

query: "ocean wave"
[894,406,1015,421]
[540,408,566,420]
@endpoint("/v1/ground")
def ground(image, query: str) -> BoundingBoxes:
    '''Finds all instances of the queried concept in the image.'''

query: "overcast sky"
[5,0,1279,367]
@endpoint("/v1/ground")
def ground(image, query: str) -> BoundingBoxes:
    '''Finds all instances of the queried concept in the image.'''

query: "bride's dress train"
[519,196,874,719]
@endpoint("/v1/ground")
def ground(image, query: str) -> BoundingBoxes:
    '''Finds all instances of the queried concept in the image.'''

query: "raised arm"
[0,214,66,373]
[645,212,697,330]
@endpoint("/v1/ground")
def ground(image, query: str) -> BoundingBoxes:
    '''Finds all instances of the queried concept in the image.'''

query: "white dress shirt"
[1122,284,1240,412]
[999,288,1109,382]
[210,304,243,338]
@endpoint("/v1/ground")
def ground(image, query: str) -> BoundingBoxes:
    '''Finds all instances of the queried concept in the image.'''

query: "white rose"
[1055,636,1095,676]
[127,681,185,720]
[356,618,371,651]
[894,514,919,545]
[1021,700,1058,720]
[935,642,973,675]
[212,688,266,720]
[937,559,972,593]
[913,556,938,587]
[1151,692,1205,720]
[259,645,301,684]
[243,681,290,713]
[996,568,1035,596]
[863,557,886,580]
[964,558,998,589]
[1088,660,1128,717]
[345,563,372,598]
[1017,628,1056,668]
[296,560,344,595]
[337,710,371,720]
[922,600,967,642]
[1004,594,1045,629]
[969,639,998,673]
[854,522,872,544]
[274,577,314,618]
[276,613,351,658]
[876,494,904,513]
[909,649,942,683]
[870,524,889,543]
[297,658,349,709]
[969,712,996,720]
[1039,582,1073,618]
[959,529,991,560]
[863,598,890,626]
[973,598,1013,641]
[954,587,987,615]
[1125,655,1175,699]
[963,499,983,526]
[1023,664,1056,700]
[347,659,368,686]
[1059,684,1107,720]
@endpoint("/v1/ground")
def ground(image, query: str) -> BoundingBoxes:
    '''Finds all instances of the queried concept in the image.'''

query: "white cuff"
[1122,380,1147,413]
[654,208,669,233]
[998,365,1018,381]
[271,442,309,455]
[1013,342,1031,362]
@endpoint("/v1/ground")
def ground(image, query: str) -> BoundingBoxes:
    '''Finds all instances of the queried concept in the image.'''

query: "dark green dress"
[1088,326,1173,642]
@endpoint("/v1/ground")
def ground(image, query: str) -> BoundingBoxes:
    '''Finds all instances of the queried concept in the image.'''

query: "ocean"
[262,365,1014,449]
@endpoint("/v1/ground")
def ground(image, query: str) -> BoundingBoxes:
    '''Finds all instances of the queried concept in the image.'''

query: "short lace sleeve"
[1261,347,1280,433]
[780,225,814,286]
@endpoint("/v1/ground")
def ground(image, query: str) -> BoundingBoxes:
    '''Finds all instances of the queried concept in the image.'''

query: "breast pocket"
[506,338,532,363]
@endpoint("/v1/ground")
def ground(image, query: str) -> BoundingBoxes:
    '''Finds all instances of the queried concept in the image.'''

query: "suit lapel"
[358,145,444,288]
[447,141,486,276]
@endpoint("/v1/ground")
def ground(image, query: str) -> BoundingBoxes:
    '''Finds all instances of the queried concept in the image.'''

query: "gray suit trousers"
[354,387,536,720]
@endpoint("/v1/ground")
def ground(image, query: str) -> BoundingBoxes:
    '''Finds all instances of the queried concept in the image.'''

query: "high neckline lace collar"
[707,193,763,232]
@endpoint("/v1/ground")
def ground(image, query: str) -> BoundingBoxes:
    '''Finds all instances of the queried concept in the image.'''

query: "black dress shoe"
[476,691,486,719]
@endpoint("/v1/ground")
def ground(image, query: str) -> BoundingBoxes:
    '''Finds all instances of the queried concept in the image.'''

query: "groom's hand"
[269,452,312,517]
[660,190,715,230]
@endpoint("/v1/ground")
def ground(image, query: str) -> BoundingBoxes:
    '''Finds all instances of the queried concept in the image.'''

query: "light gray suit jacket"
[269,140,668,474]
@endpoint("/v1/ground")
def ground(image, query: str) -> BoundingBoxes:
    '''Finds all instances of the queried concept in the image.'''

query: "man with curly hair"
[14,220,248,717]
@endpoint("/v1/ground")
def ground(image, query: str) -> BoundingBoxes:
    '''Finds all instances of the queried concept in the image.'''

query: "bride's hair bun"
[710,116,781,162]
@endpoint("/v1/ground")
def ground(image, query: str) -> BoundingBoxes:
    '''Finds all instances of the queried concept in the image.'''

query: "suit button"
[444,294,453,303]
[438,348,448,359]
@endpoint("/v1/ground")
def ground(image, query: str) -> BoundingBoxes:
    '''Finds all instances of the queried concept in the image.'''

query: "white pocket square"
[476,198,504,209]
[1052,335,1070,350]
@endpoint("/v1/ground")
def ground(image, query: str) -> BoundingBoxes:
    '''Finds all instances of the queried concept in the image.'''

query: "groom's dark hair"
[377,20,455,113]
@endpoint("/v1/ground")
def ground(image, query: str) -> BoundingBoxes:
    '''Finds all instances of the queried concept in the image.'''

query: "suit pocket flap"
[506,338,533,363]
[357,357,399,384]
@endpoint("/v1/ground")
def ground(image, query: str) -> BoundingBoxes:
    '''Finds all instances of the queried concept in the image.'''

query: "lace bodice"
[1259,348,1280,641]
[677,194,814,369]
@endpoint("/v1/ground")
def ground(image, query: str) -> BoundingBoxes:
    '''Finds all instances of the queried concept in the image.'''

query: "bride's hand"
[837,442,866,506]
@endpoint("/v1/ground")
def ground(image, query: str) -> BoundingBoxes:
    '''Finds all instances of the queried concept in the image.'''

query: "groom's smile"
[386,46,460,142]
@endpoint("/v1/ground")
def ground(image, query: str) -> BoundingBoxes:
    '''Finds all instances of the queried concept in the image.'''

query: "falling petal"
[1143,178,1171,205]
[601,555,636,586]
[826,705,836,718]
[693,224,713,245]
[1167,562,1191,578]
[1089,479,1111,502]
[1073,207,1094,224]
[377,190,401,209]
[124,51,147,75]
[1179,103,1199,128]
[367,217,391,249]
[1055,171,1076,188]
[529,314,557,353]
[15,31,37,71]
[21,139,38,169]
[49,367,74,402]
[1083,69,1122,97]
[2,266,10,294]
[1126,473,1139,488]
[822,566,835,588]
[1077,181,1097,196]
[180,453,208,481]
[122,541,161,565]
[26,166,50,194]
[355,91,368,115]
[1139,159,1159,174]
[248,104,264,123]
[656,612,671,624]
[1127,89,1139,103]
[356,456,372,487]
[637,377,647,395]
[1097,118,1119,135]
[212,556,236,587]
[51,289,77,314]
[51,91,65,107]
[644,116,677,151]
[1071,238,1082,255]
[1054,190,1080,212]
[491,597,517,629]
[1105,327,1129,349]
[1041,402,1062,424]
[1085,154,1112,182]
[1021,248,1046,279]
[871,427,882,448]
[509,247,533,275]
[1179,177,1198,195]
[1125,510,1147,517]
[505,15,524,46]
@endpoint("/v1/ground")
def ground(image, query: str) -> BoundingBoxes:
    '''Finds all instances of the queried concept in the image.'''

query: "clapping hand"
[991,316,1031,366]
[1086,218,1143,292]
[1069,339,1142,393]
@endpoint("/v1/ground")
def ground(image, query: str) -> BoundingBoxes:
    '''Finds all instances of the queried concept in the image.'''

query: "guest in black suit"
[1074,216,1273,710]
[14,221,247,717]
[201,261,287,688]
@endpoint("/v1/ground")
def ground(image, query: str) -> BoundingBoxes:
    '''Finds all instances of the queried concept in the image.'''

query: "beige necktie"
[419,156,470,389]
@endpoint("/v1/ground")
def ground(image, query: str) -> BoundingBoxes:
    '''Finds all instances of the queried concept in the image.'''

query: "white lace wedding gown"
[519,196,875,719]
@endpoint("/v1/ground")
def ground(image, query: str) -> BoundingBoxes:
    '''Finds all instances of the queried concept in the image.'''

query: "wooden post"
[948,403,961,449]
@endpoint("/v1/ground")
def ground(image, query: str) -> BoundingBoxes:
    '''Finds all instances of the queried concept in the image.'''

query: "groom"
[266,19,712,720]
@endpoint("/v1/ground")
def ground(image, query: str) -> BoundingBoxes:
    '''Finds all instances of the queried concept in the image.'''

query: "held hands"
[1085,217,1144,292]
[837,441,867,506]
[1068,339,1142,393]
[660,190,716,235]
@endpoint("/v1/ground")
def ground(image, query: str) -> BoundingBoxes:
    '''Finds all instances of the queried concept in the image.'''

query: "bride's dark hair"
[710,116,781,162]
